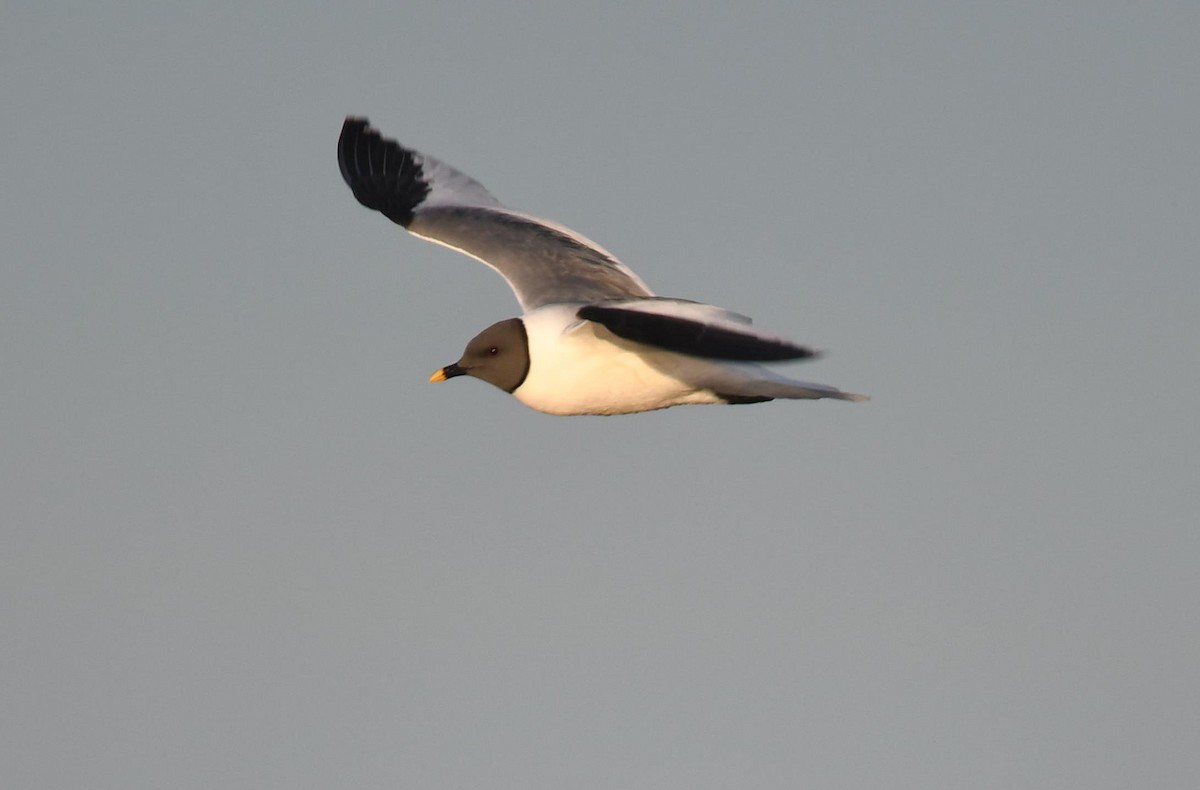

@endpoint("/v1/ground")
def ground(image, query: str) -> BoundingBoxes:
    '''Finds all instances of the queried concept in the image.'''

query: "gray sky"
[3,2,1198,788]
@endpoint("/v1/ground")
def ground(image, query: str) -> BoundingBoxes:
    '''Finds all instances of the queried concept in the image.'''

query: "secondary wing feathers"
[338,117,654,311]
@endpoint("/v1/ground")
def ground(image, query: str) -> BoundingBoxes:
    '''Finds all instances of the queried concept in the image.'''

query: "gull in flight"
[338,117,867,415]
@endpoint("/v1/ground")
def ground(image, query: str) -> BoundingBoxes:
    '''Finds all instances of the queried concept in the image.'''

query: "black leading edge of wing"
[578,305,817,362]
[338,117,430,227]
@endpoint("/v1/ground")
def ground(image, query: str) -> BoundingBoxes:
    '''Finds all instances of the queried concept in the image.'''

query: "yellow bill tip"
[428,368,448,383]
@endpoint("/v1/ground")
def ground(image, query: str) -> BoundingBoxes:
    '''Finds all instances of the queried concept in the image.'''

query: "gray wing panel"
[408,206,654,311]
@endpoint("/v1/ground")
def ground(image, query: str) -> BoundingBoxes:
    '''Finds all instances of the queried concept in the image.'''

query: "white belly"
[512,305,723,415]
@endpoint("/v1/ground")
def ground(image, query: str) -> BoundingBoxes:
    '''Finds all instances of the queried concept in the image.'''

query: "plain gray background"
[4,2,1198,788]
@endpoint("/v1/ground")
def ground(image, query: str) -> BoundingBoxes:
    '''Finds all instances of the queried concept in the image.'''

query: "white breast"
[513,305,724,415]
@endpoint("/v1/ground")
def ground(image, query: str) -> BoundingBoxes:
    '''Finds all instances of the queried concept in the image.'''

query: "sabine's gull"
[338,117,868,415]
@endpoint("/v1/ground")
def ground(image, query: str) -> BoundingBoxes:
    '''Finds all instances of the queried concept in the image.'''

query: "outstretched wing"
[338,117,654,312]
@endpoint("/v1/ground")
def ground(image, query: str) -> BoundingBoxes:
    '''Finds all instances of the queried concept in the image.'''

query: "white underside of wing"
[415,150,632,271]
[408,229,529,306]
[413,151,502,210]
[408,204,654,311]
[414,149,650,290]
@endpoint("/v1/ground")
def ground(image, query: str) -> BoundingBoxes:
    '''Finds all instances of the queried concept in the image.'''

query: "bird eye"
[488,346,499,355]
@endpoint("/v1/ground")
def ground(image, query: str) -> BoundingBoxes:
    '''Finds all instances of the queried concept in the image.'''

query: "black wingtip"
[338,116,431,227]
[578,305,819,362]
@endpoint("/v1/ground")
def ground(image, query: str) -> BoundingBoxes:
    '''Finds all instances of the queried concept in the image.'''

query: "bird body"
[512,304,860,415]
[338,117,867,415]
[516,304,722,415]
